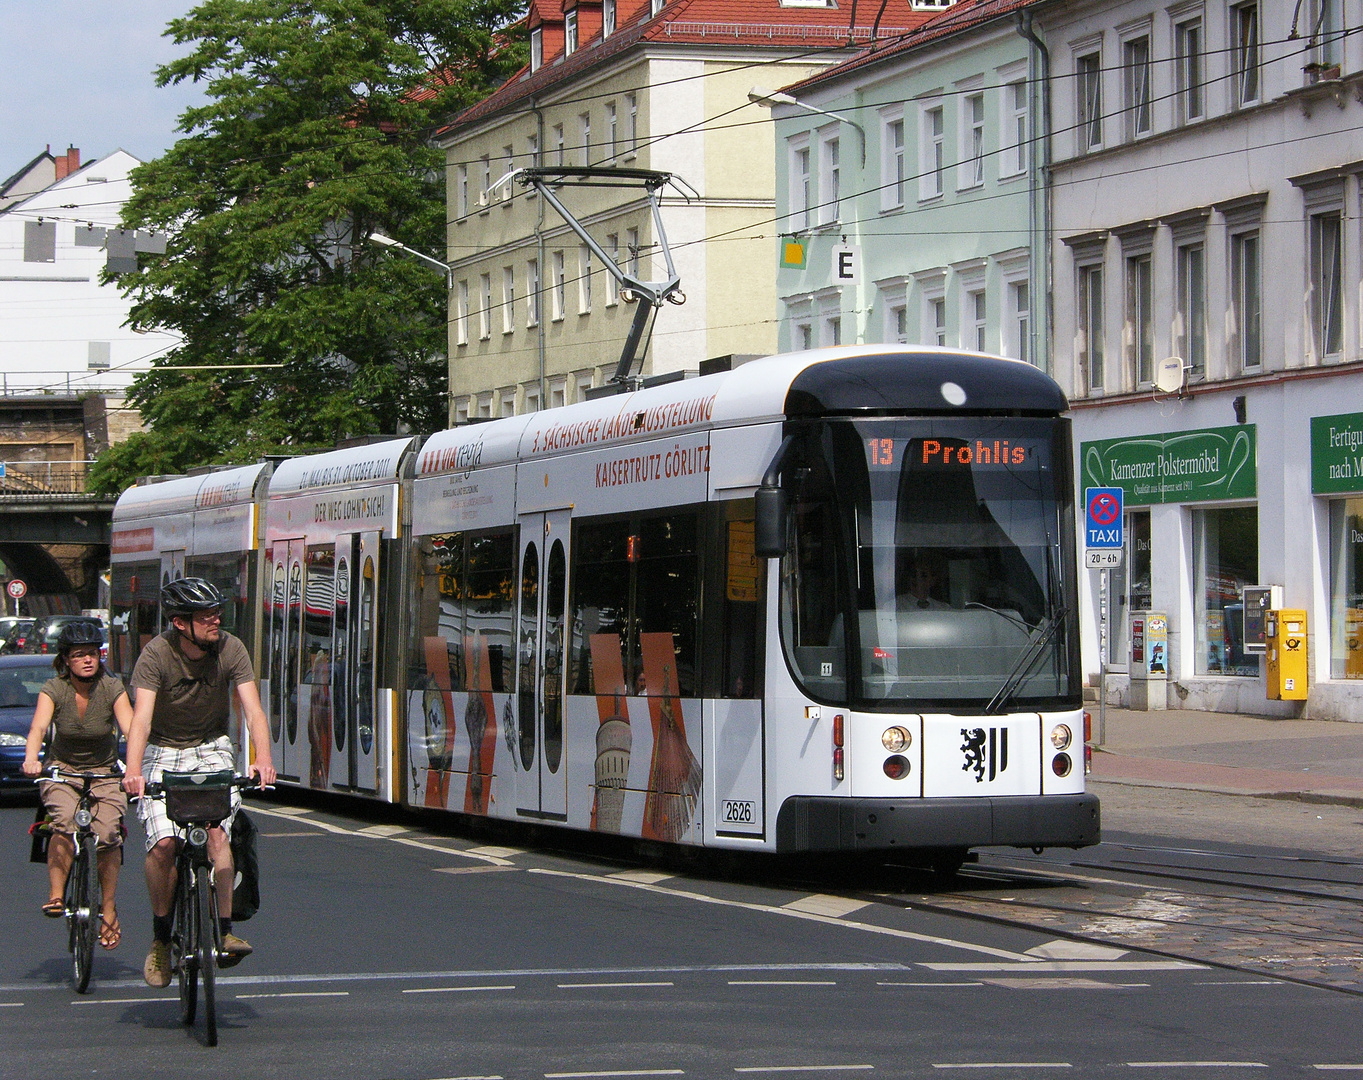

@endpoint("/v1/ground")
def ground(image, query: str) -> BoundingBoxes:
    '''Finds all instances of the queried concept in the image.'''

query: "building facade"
[435,0,937,422]
[1042,0,1363,719]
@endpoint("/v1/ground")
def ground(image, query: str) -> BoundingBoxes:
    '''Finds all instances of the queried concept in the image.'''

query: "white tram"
[110,347,1100,857]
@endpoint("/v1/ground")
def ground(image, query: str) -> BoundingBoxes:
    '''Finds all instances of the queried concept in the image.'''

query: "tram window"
[466,531,515,693]
[413,533,465,691]
[633,512,700,697]
[302,546,335,684]
[185,553,249,636]
[569,519,631,694]
[718,508,765,699]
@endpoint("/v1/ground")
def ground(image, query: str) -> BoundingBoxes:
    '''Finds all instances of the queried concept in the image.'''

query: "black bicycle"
[142,771,261,1046]
[35,767,122,994]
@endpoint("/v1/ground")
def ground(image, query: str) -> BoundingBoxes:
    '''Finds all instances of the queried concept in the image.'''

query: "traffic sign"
[6,578,26,599]
[1085,549,1124,569]
[1085,487,1124,550]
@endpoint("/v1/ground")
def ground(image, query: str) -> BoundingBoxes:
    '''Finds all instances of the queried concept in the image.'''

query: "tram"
[109,346,1100,857]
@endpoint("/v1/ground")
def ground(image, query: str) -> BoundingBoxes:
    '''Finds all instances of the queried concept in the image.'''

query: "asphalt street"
[2,786,1361,1079]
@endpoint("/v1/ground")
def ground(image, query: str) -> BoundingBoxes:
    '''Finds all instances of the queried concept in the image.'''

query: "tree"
[91,0,525,495]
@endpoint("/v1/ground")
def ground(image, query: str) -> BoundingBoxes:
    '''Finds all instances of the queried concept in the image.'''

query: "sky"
[0,1,206,177]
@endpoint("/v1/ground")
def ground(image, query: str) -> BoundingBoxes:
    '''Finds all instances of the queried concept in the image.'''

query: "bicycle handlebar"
[141,775,273,799]
[35,762,125,785]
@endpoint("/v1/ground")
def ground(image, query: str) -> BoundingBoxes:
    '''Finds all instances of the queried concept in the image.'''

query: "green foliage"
[94,0,526,495]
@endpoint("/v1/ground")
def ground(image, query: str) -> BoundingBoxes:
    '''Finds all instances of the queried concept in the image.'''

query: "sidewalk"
[1089,707,1363,806]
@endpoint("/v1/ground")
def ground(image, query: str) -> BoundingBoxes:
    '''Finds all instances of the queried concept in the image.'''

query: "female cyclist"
[22,621,134,950]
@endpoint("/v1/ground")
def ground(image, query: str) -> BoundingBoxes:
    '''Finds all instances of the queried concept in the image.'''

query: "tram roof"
[112,461,271,521]
[415,347,1066,478]
[268,437,416,496]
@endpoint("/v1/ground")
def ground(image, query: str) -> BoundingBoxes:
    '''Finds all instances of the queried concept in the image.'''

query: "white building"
[1040,0,1363,719]
[0,147,176,398]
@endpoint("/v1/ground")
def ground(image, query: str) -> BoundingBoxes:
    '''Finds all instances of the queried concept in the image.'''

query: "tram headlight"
[883,755,911,780]
[881,726,911,753]
[1049,723,1072,751]
[1051,753,1073,778]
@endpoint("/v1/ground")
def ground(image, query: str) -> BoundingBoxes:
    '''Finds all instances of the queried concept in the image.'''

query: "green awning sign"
[1311,412,1363,494]
[1080,425,1256,505]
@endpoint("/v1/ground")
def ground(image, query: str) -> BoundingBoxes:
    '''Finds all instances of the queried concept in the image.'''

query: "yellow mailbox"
[1265,609,1308,701]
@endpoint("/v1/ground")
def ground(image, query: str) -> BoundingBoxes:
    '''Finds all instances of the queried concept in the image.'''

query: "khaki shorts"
[39,765,126,849]
[136,737,239,852]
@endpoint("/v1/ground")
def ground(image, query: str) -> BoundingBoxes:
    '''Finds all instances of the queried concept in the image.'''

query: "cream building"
[434,0,938,421]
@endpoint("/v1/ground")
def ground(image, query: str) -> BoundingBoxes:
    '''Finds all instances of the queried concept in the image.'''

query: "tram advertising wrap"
[109,347,1100,859]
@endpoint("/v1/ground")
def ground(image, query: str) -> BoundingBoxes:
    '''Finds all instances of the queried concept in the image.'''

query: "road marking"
[356,824,410,836]
[70,997,168,1006]
[0,1002,23,1007]
[609,869,674,884]
[1194,981,1283,986]
[235,991,351,999]
[877,981,983,987]
[557,981,675,989]
[920,961,1202,972]
[528,868,1033,961]
[546,1071,684,1078]
[728,980,836,986]
[735,1066,874,1073]
[403,986,516,994]
[1314,1068,1363,1072]
[258,830,329,837]
[1125,1064,1266,1069]
[434,866,520,875]
[783,895,871,918]
[932,1065,1070,1071]
[468,845,525,858]
[259,805,312,816]
[982,978,1147,990]
[250,805,511,865]
[1025,939,1127,961]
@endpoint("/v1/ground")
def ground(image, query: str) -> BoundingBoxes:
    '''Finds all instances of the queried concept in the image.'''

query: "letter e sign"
[832,245,860,283]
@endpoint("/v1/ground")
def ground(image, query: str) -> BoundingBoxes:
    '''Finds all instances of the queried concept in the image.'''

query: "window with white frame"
[965,288,986,351]
[1077,260,1104,392]
[607,102,618,160]
[579,246,593,313]
[499,388,516,417]
[1125,250,1153,385]
[1003,81,1027,176]
[1123,34,1152,140]
[524,383,541,413]
[604,0,616,36]
[796,322,814,350]
[790,137,812,230]
[627,227,640,280]
[920,283,947,347]
[456,280,469,345]
[530,26,543,71]
[1311,0,1343,70]
[565,9,578,54]
[1009,279,1030,364]
[819,133,840,224]
[454,398,470,424]
[480,155,491,208]
[457,164,469,218]
[479,273,492,340]
[527,258,540,326]
[1175,15,1205,123]
[476,393,493,419]
[882,114,905,209]
[501,145,514,200]
[626,94,638,154]
[1311,209,1343,359]
[1176,240,1206,376]
[960,92,985,189]
[552,250,566,321]
[574,373,594,402]
[553,124,565,166]
[1076,50,1102,151]
[527,132,539,166]
[606,234,620,304]
[579,112,591,166]
[651,0,664,13]
[1231,3,1260,105]
[919,102,945,200]
[887,303,908,344]
[823,313,842,346]
[502,267,516,334]
[549,378,567,410]
[1230,229,1261,372]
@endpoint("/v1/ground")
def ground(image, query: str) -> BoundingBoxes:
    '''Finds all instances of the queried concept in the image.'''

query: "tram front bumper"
[775,793,1100,854]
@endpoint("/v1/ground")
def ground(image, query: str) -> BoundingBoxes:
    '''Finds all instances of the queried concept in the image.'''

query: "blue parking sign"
[1085,487,1124,549]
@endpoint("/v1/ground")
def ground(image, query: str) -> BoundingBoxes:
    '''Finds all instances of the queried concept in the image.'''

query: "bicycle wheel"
[197,864,218,1046]
[175,866,198,1026]
[72,835,99,994]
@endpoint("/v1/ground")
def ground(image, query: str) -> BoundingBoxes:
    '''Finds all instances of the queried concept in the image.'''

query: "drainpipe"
[1016,9,1052,376]
[532,100,547,409]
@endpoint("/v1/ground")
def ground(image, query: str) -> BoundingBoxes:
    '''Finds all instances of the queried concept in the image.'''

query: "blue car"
[0,655,58,795]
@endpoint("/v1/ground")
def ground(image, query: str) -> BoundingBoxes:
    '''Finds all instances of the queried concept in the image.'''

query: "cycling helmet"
[161,576,225,615]
[57,620,104,652]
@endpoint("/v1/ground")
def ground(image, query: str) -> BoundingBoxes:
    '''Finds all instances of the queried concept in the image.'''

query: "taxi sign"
[1085,487,1124,550]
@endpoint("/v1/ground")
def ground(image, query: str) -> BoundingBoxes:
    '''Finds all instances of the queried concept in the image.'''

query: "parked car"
[0,619,35,655]
[21,616,106,658]
[0,655,57,794]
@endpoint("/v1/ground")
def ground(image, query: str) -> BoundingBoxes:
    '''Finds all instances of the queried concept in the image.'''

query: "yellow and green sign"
[1080,425,1256,505]
[1311,411,1363,494]
[780,238,806,269]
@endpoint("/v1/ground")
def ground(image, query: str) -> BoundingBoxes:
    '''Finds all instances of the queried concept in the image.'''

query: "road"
[2,781,1362,1078]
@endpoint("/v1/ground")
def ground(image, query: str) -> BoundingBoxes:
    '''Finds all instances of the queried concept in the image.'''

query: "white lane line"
[877,981,984,987]
[546,1071,684,1078]
[921,961,1202,973]
[728,980,836,986]
[932,1065,1070,1071]
[425,1075,504,1079]
[258,830,328,837]
[1314,1067,1363,1072]
[557,981,675,989]
[609,869,675,885]
[1193,981,1282,986]
[356,824,409,836]
[235,991,350,999]
[529,868,1032,962]
[469,845,525,858]
[403,985,516,994]
[1125,1063,1266,1069]
[782,895,871,918]
[70,997,169,1006]
[249,805,510,865]
[0,1002,23,1007]
[433,866,520,876]
[982,978,1148,990]
[735,1066,874,1073]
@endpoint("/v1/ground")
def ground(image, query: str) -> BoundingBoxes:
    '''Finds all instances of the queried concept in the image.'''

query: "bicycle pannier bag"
[230,808,261,921]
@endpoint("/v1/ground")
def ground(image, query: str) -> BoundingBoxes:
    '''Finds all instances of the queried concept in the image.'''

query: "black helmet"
[161,577,224,615]
[57,620,104,652]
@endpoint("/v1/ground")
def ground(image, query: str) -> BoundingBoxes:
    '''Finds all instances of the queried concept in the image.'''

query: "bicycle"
[141,771,262,1046]
[34,766,122,994]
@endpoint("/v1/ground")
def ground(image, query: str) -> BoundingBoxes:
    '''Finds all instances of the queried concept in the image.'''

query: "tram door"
[268,539,305,782]
[514,510,570,820]
[331,532,381,792]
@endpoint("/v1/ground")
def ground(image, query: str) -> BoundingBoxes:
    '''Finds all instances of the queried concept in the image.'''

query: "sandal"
[99,912,121,950]
[41,898,64,918]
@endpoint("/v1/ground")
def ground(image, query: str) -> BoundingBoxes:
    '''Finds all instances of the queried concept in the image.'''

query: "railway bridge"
[0,489,113,613]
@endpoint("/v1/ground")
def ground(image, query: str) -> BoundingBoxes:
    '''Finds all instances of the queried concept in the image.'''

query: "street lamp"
[748,86,866,166]
[368,231,452,289]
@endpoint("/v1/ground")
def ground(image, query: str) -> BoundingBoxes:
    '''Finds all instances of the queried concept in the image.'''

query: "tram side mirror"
[754,486,787,558]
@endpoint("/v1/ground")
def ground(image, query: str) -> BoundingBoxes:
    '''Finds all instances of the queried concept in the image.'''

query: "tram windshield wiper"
[983,606,1067,716]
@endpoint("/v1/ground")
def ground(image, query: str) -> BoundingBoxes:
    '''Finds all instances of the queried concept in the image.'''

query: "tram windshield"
[779,416,1079,712]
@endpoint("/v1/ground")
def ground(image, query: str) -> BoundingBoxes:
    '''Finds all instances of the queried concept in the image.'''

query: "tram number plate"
[721,800,756,824]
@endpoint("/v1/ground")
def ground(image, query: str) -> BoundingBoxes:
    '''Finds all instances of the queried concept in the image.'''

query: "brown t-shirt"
[130,630,256,749]
[42,673,128,770]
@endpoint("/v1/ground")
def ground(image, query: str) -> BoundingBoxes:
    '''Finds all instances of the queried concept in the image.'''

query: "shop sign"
[1080,425,1255,505]
[1310,411,1363,494]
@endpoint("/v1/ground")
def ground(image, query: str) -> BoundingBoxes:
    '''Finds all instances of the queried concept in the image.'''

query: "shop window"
[1330,499,1363,678]
[1110,511,1151,666]
[1194,506,1258,676]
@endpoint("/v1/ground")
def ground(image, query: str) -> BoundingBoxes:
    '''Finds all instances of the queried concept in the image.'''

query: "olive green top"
[41,673,127,770]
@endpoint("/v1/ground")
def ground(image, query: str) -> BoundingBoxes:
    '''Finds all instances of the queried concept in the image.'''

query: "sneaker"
[218,932,253,968]
[143,940,172,988]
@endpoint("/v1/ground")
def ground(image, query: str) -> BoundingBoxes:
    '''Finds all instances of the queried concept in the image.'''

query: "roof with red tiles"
[440,0,939,135]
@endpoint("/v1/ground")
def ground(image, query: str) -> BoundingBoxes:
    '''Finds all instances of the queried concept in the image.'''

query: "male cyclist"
[122,577,276,988]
